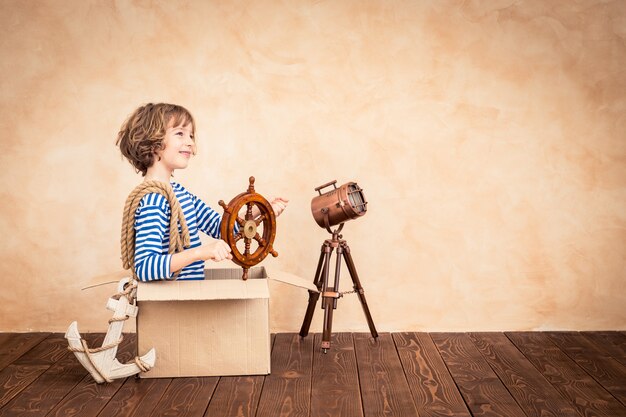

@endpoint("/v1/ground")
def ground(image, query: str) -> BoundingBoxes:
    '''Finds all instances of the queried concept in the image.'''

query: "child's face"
[156,120,195,172]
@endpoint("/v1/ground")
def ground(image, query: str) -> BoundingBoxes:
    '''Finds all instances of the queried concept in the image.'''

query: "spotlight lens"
[347,184,367,214]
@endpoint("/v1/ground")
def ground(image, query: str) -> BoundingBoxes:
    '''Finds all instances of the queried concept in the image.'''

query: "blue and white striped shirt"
[134,182,224,281]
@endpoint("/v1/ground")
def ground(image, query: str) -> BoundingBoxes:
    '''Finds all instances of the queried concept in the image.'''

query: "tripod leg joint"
[322,291,341,299]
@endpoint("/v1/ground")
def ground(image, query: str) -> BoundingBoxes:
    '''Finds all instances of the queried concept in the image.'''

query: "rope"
[119,181,190,374]
[108,316,129,323]
[121,180,191,283]
[67,336,126,383]
[79,339,113,383]
[67,181,191,382]
[135,356,150,372]
[68,335,124,355]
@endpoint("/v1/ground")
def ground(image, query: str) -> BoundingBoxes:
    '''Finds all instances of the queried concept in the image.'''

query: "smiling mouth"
[180,151,192,157]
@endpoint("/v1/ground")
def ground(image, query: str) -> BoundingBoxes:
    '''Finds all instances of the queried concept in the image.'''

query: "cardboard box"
[135,266,314,378]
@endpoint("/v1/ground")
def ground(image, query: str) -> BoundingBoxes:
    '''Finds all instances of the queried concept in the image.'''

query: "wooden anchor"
[65,278,156,383]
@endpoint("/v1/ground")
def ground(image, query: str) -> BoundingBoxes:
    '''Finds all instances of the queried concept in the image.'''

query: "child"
[116,103,288,281]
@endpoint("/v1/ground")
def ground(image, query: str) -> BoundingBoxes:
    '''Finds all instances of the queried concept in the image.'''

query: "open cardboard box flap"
[83,266,318,295]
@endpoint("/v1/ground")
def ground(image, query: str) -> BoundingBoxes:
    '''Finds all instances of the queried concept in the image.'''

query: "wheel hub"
[243,220,257,239]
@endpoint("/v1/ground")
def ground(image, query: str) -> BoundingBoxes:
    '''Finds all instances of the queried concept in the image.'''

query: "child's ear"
[152,143,165,161]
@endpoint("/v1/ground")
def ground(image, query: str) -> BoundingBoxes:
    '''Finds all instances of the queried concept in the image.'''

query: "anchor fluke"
[66,320,156,383]
[65,278,157,383]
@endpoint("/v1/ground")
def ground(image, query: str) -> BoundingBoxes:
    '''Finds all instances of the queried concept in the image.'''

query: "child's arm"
[192,195,242,239]
[248,197,289,218]
[169,239,232,273]
[134,198,175,281]
[135,196,233,280]
[269,197,289,217]
[193,196,223,239]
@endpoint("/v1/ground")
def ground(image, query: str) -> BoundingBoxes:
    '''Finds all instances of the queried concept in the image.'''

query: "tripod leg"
[321,298,334,353]
[299,244,329,338]
[342,243,378,339]
[321,245,343,352]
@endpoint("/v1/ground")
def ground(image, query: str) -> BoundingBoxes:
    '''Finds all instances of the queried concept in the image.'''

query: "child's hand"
[199,240,232,262]
[270,197,289,217]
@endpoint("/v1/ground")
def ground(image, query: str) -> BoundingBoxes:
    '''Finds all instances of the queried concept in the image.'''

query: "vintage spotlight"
[300,180,378,353]
[311,180,367,233]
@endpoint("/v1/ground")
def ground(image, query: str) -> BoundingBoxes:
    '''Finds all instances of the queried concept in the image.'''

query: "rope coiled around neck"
[120,180,191,282]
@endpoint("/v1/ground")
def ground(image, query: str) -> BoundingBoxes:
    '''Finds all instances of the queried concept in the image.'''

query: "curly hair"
[116,103,196,176]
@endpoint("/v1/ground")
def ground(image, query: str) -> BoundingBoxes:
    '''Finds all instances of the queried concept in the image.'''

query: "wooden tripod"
[299,227,378,352]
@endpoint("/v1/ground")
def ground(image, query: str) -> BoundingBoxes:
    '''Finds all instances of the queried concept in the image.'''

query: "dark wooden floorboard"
[548,332,626,406]
[354,333,419,417]
[581,331,626,367]
[97,377,171,417]
[204,376,263,417]
[45,333,136,417]
[2,331,626,417]
[506,332,626,417]
[0,333,103,416]
[468,332,579,417]
[0,333,50,372]
[311,333,363,417]
[393,332,471,417]
[255,333,313,417]
[148,377,219,417]
[0,334,68,408]
[431,333,527,417]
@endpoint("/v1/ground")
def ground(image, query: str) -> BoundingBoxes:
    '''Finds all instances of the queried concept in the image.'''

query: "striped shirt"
[134,182,226,281]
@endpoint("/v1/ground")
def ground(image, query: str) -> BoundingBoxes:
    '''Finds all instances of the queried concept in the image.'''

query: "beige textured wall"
[1,0,625,332]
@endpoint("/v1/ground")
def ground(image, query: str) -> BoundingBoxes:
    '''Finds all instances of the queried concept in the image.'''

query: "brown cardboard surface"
[269,269,319,292]
[137,266,275,378]
[136,278,270,301]
[84,266,317,293]
[138,298,270,377]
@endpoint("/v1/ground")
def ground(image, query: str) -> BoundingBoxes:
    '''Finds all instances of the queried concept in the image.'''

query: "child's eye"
[176,132,183,136]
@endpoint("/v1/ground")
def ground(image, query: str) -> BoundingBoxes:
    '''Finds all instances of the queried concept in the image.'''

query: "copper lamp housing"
[311,180,367,232]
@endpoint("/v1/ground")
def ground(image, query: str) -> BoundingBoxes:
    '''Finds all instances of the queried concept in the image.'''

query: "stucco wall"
[1,0,625,332]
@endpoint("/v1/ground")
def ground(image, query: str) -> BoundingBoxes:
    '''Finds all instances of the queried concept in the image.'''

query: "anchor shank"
[99,295,132,375]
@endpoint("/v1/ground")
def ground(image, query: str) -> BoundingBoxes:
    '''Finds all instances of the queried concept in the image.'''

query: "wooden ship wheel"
[219,177,278,280]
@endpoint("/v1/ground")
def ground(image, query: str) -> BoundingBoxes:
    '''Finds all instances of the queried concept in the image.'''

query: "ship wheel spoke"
[236,216,246,227]
[255,214,266,226]
[245,202,254,221]
[243,237,251,257]
[254,233,267,248]
[234,232,243,243]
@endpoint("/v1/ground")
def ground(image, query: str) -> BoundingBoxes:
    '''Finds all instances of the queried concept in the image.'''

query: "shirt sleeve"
[193,195,224,239]
[134,194,174,282]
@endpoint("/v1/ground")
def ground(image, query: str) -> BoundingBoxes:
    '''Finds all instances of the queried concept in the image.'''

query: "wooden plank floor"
[0,332,625,417]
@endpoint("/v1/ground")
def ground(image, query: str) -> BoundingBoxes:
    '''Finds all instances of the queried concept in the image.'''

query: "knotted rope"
[69,181,191,381]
